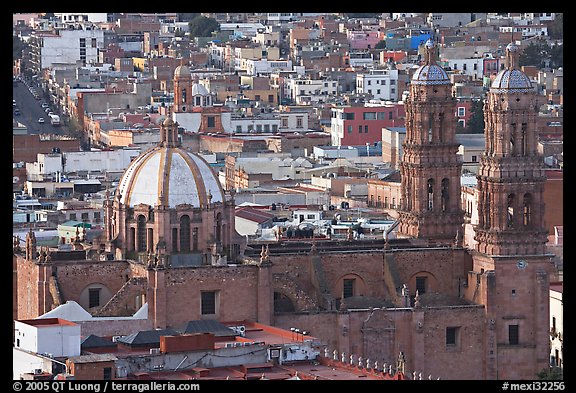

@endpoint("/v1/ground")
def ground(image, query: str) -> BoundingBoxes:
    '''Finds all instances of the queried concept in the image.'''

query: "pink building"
[346,30,381,50]
[330,103,405,146]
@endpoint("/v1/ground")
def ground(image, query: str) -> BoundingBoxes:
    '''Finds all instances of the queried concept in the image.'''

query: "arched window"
[180,215,190,252]
[216,213,222,243]
[523,193,532,226]
[195,96,201,106]
[427,179,434,210]
[441,178,449,212]
[137,215,146,252]
[181,88,187,105]
[507,194,515,228]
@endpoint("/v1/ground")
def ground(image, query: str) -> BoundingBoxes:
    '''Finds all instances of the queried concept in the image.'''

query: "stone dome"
[411,39,450,85]
[117,146,224,208]
[174,65,191,79]
[490,69,533,93]
[411,64,450,85]
[191,81,210,96]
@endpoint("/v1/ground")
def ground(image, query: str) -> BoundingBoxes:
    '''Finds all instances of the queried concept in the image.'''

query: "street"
[12,78,66,135]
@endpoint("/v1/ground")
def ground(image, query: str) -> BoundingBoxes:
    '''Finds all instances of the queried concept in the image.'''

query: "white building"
[26,148,141,180]
[550,282,563,369]
[356,68,399,101]
[287,77,339,105]
[56,13,109,23]
[243,58,293,76]
[14,318,81,358]
[348,51,375,68]
[34,26,105,70]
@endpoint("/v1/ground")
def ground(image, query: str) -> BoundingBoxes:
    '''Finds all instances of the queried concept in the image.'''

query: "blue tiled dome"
[490,69,533,93]
[411,64,450,85]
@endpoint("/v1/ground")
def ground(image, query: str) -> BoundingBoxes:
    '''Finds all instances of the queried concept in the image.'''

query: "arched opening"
[180,215,191,252]
[181,88,187,105]
[216,213,222,243]
[427,179,434,210]
[523,193,532,226]
[441,178,449,212]
[274,291,295,312]
[136,215,146,252]
[507,193,515,228]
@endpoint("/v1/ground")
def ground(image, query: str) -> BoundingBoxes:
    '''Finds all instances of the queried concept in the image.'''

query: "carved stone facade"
[398,40,463,245]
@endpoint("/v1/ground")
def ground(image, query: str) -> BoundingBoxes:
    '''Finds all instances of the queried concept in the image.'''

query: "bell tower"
[398,39,463,245]
[466,43,553,380]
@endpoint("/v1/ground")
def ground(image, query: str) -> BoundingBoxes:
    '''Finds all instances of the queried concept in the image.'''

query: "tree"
[549,44,563,69]
[466,99,485,134]
[13,36,28,61]
[548,13,563,39]
[537,366,563,380]
[374,40,386,49]
[519,41,548,68]
[178,13,200,22]
[188,16,219,39]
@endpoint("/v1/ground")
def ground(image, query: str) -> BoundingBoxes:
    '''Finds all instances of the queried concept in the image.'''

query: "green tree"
[374,40,386,49]
[178,13,200,22]
[519,41,548,68]
[188,16,219,38]
[537,366,563,380]
[466,99,485,134]
[548,13,563,39]
[13,36,28,61]
[549,44,563,69]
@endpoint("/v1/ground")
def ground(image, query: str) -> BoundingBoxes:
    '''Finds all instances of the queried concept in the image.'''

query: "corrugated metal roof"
[117,328,178,346]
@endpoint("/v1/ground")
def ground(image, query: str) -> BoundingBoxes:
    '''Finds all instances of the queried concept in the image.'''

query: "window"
[389,111,393,120]
[377,112,385,120]
[463,63,467,71]
[296,117,303,128]
[471,155,477,163]
[268,94,274,103]
[509,324,519,345]
[92,38,97,48]
[347,125,353,134]
[264,124,270,132]
[93,212,101,222]
[364,125,369,133]
[255,95,261,101]
[89,288,101,308]
[446,327,459,346]
[377,89,381,94]
[70,213,77,221]
[359,125,362,133]
[458,107,466,117]
[272,124,278,132]
[207,116,215,128]
[192,228,198,251]
[363,112,376,120]
[81,212,89,221]
[343,278,355,298]
[416,276,427,295]
[103,367,112,380]
[180,215,190,252]
[256,124,262,132]
[236,125,242,132]
[137,215,146,252]
[307,214,315,219]
[201,291,217,315]
[281,118,288,128]
[345,112,355,120]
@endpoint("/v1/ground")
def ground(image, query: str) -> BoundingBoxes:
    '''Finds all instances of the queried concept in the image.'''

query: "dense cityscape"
[12,12,563,382]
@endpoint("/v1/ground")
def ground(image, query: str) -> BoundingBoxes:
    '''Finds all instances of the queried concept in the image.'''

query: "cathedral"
[13,41,554,380]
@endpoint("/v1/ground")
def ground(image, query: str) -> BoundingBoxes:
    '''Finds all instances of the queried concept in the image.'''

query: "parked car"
[38,117,45,124]
[41,103,49,108]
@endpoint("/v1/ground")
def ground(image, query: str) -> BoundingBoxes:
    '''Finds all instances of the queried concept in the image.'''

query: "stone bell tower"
[466,43,553,380]
[398,39,464,245]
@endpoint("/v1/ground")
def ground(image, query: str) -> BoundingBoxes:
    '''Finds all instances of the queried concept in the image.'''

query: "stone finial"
[374,360,378,371]
[388,364,393,375]
[402,284,410,307]
[45,247,51,262]
[333,349,338,361]
[413,371,417,380]
[383,363,387,374]
[349,354,354,365]
[366,358,371,370]
[358,356,363,368]
[396,351,406,374]
[428,375,432,380]
[341,352,346,363]
[324,347,329,358]
[414,290,421,308]
[418,372,422,380]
